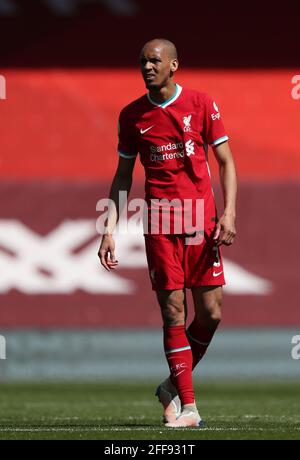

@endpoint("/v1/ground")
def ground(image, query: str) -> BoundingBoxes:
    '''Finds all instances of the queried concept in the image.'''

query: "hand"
[98,234,119,271]
[213,213,236,246]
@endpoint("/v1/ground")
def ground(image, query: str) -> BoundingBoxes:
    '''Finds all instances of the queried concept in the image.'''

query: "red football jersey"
[118,84,229,234]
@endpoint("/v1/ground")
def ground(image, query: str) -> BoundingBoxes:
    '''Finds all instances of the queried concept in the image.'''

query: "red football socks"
[187,318,218,369]
[163,325,194,405]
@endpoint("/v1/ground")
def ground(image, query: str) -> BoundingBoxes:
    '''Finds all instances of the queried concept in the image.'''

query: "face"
[140,43,178,90]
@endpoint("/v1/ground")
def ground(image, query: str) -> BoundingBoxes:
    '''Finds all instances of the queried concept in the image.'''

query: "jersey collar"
[147,84,182,109]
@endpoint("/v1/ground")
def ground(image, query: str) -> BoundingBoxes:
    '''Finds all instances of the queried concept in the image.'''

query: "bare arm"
[98,156,136,270]
[212,141,237,246]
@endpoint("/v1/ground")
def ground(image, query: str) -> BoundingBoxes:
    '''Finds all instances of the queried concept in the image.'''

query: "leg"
[144,234,201,426]
[155,289,185,422]
[187,285,222,369]
[184,227,224,370]
[156,289,193,403]
[156,288,185,326]
[156,289,201,427]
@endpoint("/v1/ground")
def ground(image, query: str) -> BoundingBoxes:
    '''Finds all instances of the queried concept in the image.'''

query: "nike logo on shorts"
[140,125,155,134]
[213,270,223,277]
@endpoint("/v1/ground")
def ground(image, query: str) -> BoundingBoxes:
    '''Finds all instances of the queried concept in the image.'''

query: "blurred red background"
[0,1,299,328]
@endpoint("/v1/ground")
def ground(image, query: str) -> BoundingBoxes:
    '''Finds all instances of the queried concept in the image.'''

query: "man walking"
[98,38,237,427]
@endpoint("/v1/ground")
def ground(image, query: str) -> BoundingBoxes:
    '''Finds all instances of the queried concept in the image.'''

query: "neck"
[149,81,177,104]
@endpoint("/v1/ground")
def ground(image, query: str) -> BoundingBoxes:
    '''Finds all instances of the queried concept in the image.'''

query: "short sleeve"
[202,94,229,146]
[117,108,138,159]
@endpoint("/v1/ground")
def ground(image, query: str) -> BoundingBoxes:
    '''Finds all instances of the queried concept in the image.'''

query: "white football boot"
[164,404,204,428]
[155,378,181,423]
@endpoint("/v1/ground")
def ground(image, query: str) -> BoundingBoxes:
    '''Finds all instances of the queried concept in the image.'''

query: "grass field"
[0,381,299,440]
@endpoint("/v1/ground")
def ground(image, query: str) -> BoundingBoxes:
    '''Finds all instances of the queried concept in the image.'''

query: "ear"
[170,59,179,72]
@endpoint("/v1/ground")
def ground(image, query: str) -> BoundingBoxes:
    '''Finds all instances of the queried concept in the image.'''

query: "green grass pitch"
[0,381,299,440]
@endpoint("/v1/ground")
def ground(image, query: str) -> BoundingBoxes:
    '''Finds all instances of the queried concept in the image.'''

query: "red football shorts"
[144,229,225,291]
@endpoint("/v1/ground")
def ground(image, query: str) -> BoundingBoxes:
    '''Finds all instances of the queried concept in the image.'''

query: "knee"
[208,297,222,325]
[160,291,185,326]
[210,306,222,325]
[200,297,222,326]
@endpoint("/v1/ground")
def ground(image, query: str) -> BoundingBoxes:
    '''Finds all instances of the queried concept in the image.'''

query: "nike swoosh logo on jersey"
[213,270,223,277]
[140,125,155,134]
